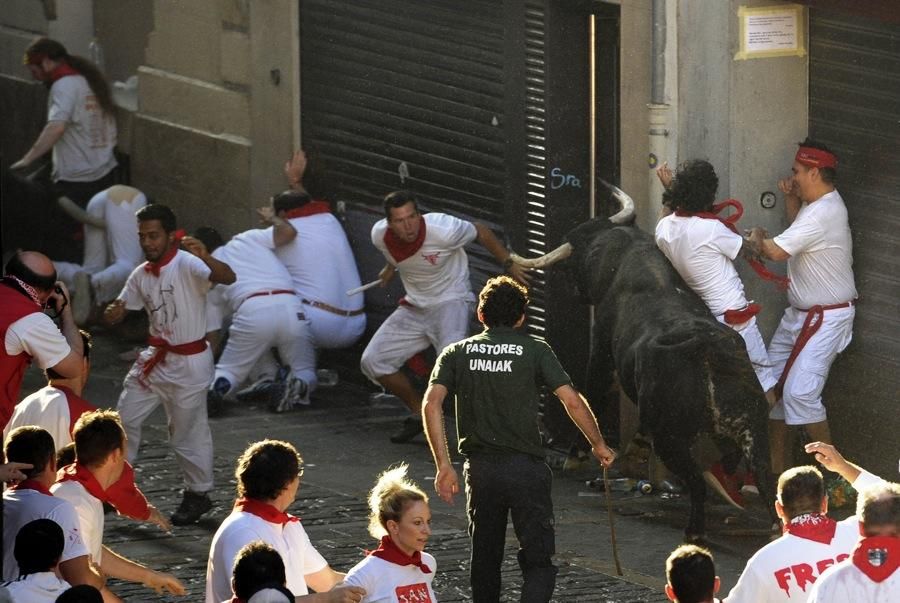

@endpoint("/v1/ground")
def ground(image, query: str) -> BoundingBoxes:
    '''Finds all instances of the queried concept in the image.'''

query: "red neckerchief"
[284,200,331,219]
[675,199,790,291]
[53,384,97,435]
[383,218,427,263]
[234,498,299,525]
[852,535,900,583]
[368,535,432,574]
[56,462,109,503]
[783,513,838,544]
[48,62,80,84]
[143,229,186,276]
[9,479,52,496]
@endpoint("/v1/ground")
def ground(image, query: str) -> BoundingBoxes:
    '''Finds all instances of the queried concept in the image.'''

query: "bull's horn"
[600,179,635,224]
[509,242,573,268]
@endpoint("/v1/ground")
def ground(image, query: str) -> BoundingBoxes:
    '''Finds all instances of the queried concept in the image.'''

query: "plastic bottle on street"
[637,480,653,494]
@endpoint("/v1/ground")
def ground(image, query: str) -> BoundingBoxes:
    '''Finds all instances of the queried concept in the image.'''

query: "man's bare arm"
[422,383,460,504]
[555,385,616,467]
[473,222,530,284]
[10,121,67,169]
[180,236,237,285]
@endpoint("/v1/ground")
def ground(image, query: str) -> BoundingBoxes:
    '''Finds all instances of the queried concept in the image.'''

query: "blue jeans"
[464,453,557,602]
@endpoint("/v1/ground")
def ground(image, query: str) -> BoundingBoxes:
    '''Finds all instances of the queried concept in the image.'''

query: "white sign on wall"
[735,4,806,60]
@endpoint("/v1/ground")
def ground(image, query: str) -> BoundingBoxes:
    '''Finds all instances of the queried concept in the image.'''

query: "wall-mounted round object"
[760,191,777,209]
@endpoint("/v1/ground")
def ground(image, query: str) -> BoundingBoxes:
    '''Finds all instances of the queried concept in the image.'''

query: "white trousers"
[718,315,778,392]
[302,303,366,350]
[117,349,215,492]
[360,299,473,382]
[768,305,854,425]
[215,295,316,392]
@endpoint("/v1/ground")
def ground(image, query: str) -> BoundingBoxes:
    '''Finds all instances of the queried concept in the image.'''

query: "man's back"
[431,326,570,459]
[2,488,88,580]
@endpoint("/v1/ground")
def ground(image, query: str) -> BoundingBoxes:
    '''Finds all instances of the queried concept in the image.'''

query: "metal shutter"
[809,10,900,474]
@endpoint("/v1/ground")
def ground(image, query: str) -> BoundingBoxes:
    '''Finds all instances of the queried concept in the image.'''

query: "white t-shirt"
[3,386,72,451]
[343,553,438,603]
[773,191,857,309]
[371,212,477,308]
[725,517,861,603]
[4,313,70,369]
[3,572,71,603]
[47,74,117,182]
[51,480,104,566]
[205,510,328,603]
[212,229,295,312]
[119,250,213,386]
[2,488,89,580]
[655,215,747,316]
[807,557,899,603]
[275,212,363,310]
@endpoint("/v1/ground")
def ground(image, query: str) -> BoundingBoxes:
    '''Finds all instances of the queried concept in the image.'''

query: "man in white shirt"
[747,139,857,474]
[360,190,529,443]
[808,481,899,602]
[725,446,884,603]
[51,410,184,600]
[11,38,118,264]
[53,185,148,325]
[196,210,315,414]
[3,519,71,603]
[103,203,235,525]
[205,439,364,603]
[2,427,105,596]
[1,251,84,430]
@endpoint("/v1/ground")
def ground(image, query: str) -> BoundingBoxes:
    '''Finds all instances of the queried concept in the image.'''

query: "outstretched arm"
[99,546,186,596]
[10,121,67,169]
[555,385,616,467]
[473,222,530,285]
[258,206,297,246]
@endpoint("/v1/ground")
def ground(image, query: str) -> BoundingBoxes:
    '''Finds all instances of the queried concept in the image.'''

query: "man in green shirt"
[423,275,616,602]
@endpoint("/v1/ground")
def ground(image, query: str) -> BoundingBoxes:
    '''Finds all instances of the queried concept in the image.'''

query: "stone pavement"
[22,329,777,601]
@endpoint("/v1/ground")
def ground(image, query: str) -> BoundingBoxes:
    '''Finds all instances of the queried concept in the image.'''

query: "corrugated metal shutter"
[808,10,900,474]
[299,0,509,288]
[522,0,549,338]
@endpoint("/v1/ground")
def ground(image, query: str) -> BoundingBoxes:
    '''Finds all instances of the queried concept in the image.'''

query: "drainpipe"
[648,0,670,217]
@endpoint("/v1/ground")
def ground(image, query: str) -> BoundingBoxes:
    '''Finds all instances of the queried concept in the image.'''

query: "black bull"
[521,211,777,540]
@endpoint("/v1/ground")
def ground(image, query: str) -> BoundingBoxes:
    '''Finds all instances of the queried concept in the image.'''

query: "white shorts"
[360,299,473,382]
[767,305,854,425]
[718,315,777,392]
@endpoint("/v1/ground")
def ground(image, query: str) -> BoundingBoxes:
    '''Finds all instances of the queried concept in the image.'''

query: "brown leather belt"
[301,298,365,317]
[246,289,295,300]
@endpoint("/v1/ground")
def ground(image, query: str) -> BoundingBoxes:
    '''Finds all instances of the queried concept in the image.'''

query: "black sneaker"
[235,378,276,403]
[207,377,230,417]
[271,376,310,413]
[170,490,213,525]
[390,416,424,444]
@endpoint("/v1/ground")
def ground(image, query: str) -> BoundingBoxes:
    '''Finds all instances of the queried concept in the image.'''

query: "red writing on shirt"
[773,554,849,597]
[395,583,432,603]
[421,252,439,265]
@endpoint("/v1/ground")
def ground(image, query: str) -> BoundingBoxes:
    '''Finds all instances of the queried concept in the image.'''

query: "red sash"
[139,337,207,385]
[384,218,427,263]
[774,301,855,400]
[368,535,432,574]
[284,200,331,218]
[852,535,900,583]
[783,513,838,544]
[722,303,761,326]
[676,199,790,290]
[234,498,299,524]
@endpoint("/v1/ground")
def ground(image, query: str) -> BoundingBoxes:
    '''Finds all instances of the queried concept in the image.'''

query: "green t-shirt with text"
[430,325,571,458]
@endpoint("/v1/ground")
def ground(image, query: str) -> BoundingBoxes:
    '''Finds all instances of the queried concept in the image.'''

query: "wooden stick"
[602,466,623,576]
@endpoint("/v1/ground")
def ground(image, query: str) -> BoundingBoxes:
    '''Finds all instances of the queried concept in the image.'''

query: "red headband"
[796,146,837,169]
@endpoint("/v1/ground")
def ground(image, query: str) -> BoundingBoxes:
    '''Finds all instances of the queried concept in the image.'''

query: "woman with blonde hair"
[343,464,437,602]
